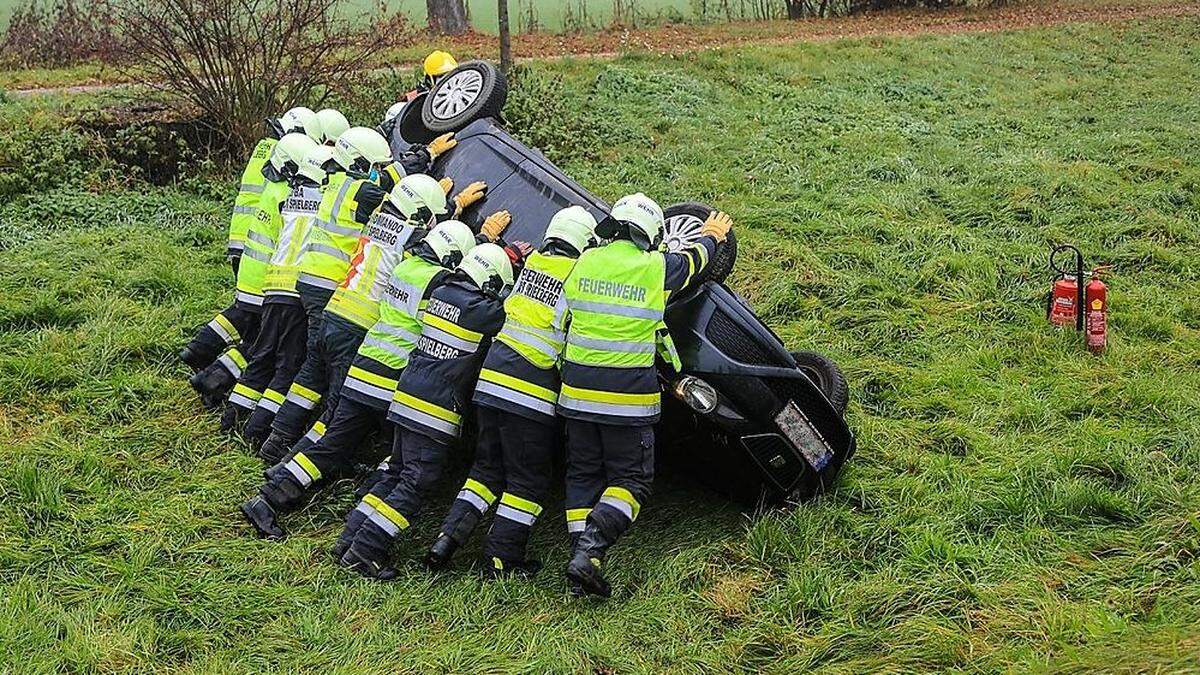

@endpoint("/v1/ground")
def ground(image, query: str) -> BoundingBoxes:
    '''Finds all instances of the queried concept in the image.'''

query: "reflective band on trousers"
[256,388,285,413]
[344,366,397,402]
[566,508,590,533]
[496,493,543,526]
[456,478,496,513]
[284,452,322,487]
[207,314,240,344]
[356,493,409,536]
[303,420,326,443]
[598,486,641,522]
[285,382,322,410]
[390,392,461,437]
[217,348,247,378]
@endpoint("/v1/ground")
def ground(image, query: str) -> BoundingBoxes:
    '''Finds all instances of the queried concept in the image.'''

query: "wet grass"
[1,16,1199,672]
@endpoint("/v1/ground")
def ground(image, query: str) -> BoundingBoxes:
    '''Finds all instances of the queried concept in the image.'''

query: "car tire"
[791,350,849,416]
[421,61,508,134]
[662,202,738,284]
[396,91,437,146]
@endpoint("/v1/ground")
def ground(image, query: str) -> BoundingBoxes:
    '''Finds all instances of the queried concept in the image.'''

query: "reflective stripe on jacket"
[263,183,322,296]
[558,240,671,425]
[387,278,506,443]
[229,138,276,254]
[473,251,577,423]
[234,178,289,302]
[296,172,371,291]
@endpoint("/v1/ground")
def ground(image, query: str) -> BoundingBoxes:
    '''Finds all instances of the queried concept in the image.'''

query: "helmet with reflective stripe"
[458,242,514,292]
[545,205,598,255]
[271,133,318,177]
[280,106,320,143]
[333,126,392,172]
[382,101,407,125]
[389,173,448,219]
[299,144,334,183]
[423,50,458,77]
[315,109,349,145]
[609,193,664,250]
[424,219,475,267]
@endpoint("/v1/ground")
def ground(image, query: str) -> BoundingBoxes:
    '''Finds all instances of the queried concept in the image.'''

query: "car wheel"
[421,61,508,134]
[791,351,848,416]
[662,202,738,284]
[396,91,436,146]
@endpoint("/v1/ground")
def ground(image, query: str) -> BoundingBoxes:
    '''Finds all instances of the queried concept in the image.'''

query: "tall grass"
[2,16,1199,671]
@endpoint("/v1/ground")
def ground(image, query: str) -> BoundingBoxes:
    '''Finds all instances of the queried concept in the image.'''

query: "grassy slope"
[2,17,1200,673]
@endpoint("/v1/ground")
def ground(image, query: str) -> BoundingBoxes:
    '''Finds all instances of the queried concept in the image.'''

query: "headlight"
[673,376,718,414]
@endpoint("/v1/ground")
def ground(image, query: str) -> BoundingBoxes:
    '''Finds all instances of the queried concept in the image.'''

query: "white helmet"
[271,133,318,177]
[609,192,664,249]
[382,101,407,125]
[424,219,476,267]
[299,144,335,183]
[279,106,320,143]
[333,126,392,173]
[389,173,448,220]
[545,205,598,254]
[315,109,349,145]
[458,243,514,292]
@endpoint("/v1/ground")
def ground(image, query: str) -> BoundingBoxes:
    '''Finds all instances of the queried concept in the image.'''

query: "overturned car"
[391,61,856,504]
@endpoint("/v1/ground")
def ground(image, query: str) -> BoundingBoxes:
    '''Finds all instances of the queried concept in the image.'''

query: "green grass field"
[2,15,1200,672]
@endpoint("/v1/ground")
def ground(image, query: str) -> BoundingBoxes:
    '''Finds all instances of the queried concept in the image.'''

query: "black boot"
[240,495,285,540]
[565,523,616,599]
[258,430,297,465]
[220,404,250,435]
[179,345,208,373]
[191,365,235,399]
[338,542,398,581]
[242,409,274,451]
[482,556,542,580]
[423,534,459,572]
[331,508,367,561]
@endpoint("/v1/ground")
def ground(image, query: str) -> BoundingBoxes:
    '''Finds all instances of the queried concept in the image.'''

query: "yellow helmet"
[423,50,458,78]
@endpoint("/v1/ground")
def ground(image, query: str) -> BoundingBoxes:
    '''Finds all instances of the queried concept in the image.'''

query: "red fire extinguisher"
[1047,244,1085,331]
[1085,267,1111,354]
[1047,245,1110,354]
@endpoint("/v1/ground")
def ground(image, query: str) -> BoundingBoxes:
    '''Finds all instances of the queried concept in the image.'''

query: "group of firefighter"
[179,51,735,598]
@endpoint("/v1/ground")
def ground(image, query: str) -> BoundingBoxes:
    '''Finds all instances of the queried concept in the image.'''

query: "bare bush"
[114,0,412,154]
[0,0,121,67]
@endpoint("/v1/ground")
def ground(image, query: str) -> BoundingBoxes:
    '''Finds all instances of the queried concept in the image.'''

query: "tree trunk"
[497,0,512,75]
[783,0,805,18]
[427,0,469,35]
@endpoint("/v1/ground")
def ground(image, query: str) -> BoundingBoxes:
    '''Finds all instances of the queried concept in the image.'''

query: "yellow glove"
[427,133,457,159]
[700,211,733,242]
[481,210,511,241]
[453,181,488,215]
[438,177,453,195]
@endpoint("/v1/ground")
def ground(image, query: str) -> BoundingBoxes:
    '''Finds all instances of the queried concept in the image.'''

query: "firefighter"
[216,132,320,432]
[420,50,458,92]
[189,144,339,408]
[256,166,486,461]
[560,194,733,598]
[241,218,478,539]
[178,107,319,374]
[424,206,599,579]
[335,241,528,580]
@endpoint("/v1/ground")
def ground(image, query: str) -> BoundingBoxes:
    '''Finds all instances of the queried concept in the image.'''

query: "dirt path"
[10,0,1199,98]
